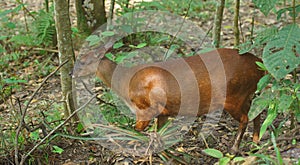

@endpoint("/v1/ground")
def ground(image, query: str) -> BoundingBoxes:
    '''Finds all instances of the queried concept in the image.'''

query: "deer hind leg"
[231,114,248,153]
[252,113,261,143]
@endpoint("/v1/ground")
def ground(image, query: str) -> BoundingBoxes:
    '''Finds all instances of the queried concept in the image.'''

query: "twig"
[20,47,59,53]
[16,98,31,132]
[193,25,213,54]
[32,48,59,53]
[199,133,209,149]
[15,0,36,20]
[277,135,300,141]
[20,94,97,164]
[79,79,116,107]
[14,60,69,165]
[164,0,193,61]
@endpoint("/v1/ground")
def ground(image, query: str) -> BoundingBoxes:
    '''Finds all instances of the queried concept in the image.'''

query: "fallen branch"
[19,94,97,165]
[14,60,69,165]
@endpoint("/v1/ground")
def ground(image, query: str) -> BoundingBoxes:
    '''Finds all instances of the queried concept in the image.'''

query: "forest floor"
[1,0,299,164]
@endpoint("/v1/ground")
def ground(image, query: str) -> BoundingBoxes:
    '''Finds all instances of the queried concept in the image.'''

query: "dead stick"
[20,94,97,164]
[15,60,69,165]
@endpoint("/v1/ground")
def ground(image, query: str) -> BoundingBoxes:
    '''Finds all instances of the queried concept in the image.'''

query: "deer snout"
[135,120,151,131]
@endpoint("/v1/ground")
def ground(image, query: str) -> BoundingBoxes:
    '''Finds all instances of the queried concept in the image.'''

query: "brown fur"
[75,48,264,152]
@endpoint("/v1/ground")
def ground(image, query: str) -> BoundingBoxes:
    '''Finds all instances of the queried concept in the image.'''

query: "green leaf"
[164,44,179,60]
[0,9,13,18]
[101,31,115,37]
[158,119,173,135]
[277,5,300,20]
[260,105,278,139]
[295,103,300,122]
[105,53,114,60]
[256,27,278,45]
[239,40,254,54]
[129,44,136,48]
[249,90,273,121]
[263,24,300,80]
[86,35,101,46]
[113,42,124,49]
[251,153,277,164]
[233,157,245,162]
[0,36,8,40]
[52,145,64,154]
[6,22,16,29]
[4,78,27,84]
[153,36,169,44]
[278,94,294,112]
[257,74,271,91]
[71,27,79,33]
[203,148,223,159]
[77,122,84,133]
[256,61,267,71]
[33,10,56,46]
[253,0,278,16]
[136,43,147,49]
[115,52,138,63]
[9,35,36,46]
[219,157,231,165]
[121,25,133,33]
[125,51,138,59]
[240,27,278,53]
[271,132,283,165]
[29,131,40,141]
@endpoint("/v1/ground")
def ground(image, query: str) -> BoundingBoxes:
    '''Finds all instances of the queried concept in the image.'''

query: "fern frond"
[33,10,56,46]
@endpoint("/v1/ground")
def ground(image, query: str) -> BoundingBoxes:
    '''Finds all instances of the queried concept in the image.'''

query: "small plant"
[241,1,299,164]
[244,0,300,141]
[99,91,135,127]
[0,76,27,101]
[52,145,64,154]
[203,148,245,165]
[251,132,284,165]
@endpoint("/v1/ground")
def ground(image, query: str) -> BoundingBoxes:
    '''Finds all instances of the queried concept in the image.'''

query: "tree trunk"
[107,0,115,29]
[213,0,225,48]
[75,0,91,36]
[91,0,107,31]
[234,0,240,47]
[53,0,77,121]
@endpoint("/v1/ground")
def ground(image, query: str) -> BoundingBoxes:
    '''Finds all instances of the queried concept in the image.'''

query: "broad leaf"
[120,25,133,33]
[263,24,300,80]
[52,145,64,154]
[278,94,294,112]
[233,157,245,162]
[256,61,267,71]
[239,27,277,53]
[203,148,223,159]
[257,74,271,91]
[113,42,124,49]
[249,90,273,121]
[101,31,115,37]
[260,105,278,139]
[253,0,278,16]
[219,157,231,165]
[136,43,147,49]
[86,35,101,46]
[277,5,300,20]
